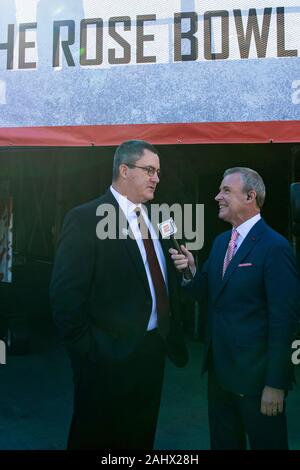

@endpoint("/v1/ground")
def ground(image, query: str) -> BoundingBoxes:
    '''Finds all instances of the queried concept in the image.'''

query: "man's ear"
[119,164,128,179]
[246,190,256,202]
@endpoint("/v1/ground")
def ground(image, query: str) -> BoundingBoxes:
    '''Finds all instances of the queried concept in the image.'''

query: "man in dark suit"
[50,140,188,450]
[170,167,300,449]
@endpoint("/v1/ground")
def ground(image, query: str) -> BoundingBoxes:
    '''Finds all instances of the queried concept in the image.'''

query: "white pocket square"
[238,263,253,267]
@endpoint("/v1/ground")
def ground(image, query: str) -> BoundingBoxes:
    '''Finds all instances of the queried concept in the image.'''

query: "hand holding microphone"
[157,218,195,280]
[169,244,195,279]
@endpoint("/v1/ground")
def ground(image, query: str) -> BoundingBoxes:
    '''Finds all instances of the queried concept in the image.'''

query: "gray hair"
[112,140,159,181]
[223,167,266,209]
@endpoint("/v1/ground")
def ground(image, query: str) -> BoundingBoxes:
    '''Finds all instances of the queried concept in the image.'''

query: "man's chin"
[146,191,155,201]
[218,210,228,221]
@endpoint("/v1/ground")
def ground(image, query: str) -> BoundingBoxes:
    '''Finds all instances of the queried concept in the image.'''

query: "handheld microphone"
[157,218,193,280]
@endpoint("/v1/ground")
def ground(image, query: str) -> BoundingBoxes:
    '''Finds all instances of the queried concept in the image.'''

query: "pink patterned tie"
[222,229,239,278]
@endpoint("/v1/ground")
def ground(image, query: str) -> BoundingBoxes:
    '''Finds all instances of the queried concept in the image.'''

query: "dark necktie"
[135,209,170,338]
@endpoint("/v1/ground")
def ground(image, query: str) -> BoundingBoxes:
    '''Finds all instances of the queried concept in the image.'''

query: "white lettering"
[291,339,300,365]
[0,80,6,104]
[292,80,300,104]
[0,340,6,365]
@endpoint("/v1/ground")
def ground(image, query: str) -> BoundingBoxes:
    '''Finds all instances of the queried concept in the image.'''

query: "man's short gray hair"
[112,140,158,181]
[223,167,266,209]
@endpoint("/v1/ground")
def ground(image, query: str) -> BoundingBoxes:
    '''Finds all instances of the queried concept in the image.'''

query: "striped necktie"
[222,229,239,278]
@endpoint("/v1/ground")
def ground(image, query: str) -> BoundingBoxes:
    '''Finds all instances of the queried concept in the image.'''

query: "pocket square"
[238,263,253,267]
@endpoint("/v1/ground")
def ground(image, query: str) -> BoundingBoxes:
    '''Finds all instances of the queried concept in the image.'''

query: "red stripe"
[0,120,299,147]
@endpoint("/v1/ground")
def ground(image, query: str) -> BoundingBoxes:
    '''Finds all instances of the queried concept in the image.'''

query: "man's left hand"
[260,386,284,416]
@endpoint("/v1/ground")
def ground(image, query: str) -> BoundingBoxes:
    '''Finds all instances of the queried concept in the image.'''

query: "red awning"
[0,120,299,147]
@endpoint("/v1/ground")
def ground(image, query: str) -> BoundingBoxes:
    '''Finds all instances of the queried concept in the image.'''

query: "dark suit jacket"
[187,219,300,395]
[50,189,188,368]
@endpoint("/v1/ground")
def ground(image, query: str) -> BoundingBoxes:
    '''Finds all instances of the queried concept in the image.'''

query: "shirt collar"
[110,185,141,217]
[235,213,261,240]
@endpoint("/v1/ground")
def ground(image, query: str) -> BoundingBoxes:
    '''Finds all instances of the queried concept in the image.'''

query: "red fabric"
[0,120,299,147]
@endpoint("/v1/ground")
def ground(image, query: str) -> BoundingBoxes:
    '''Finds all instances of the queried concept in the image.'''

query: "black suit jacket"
[50,189,188,368]
[187,219,300,395]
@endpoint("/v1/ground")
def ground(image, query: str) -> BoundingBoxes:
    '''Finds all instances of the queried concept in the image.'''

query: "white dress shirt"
[234,213,261,253]
[184,213,262,283]
[110,185,168,331]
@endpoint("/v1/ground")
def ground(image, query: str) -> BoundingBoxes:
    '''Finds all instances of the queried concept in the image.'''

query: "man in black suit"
[50,140,188,450]
[170,167,300,449]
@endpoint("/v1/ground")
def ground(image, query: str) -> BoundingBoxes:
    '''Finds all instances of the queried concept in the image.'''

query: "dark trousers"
[68,329,165,450]
[208,369,289,450]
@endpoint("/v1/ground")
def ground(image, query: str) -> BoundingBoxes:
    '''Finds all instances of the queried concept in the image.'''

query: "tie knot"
[231,229,239,242]
[134,207,149,239]
[134,207,141,218]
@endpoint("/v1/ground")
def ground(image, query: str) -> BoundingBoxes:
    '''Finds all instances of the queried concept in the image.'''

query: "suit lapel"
[103,189,151,296]
[214,219,267,301]
[218,232,231,279]
[210,232,230,302]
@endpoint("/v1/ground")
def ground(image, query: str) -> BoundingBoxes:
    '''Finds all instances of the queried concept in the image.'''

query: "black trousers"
[68,329,165,450]
[208,369,289,450]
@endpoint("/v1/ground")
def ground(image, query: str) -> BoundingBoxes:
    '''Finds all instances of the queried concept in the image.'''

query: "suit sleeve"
[50,209,96,360]
[264,241,300,389]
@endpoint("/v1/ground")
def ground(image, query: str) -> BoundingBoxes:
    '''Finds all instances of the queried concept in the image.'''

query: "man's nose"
[215,192,221,201]
[152,172,160,183]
